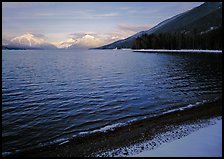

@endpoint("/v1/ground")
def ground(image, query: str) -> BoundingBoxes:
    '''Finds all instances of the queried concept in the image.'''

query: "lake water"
[2,49,222,154]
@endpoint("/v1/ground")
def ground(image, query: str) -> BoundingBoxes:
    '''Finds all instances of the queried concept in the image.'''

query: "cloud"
[68,33,87,39]
[118,6,131,10]
[31,33,47,39]
[2,2,29,8]
[127,9,159,14]
[118,24,151,33]
[4,8,119,21]
[98,13,119,17]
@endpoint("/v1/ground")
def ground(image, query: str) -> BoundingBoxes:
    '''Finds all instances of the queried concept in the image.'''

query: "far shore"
[132,49,222,54]
[92,48,223,54]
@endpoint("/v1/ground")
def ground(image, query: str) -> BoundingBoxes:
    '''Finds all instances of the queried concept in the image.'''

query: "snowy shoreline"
[132,49,222,54]
[130,117,222,157]
[7,99,222,157]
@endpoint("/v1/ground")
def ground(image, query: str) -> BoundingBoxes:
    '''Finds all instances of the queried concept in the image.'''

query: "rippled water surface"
[2,49,222,153]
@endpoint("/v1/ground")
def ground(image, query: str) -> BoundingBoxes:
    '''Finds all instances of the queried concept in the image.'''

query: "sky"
[2,2,204,47]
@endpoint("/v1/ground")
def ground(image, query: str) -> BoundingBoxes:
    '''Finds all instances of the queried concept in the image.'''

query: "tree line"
[132,27,222,50]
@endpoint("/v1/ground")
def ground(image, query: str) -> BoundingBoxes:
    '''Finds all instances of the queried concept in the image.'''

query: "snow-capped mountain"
[11,33,46,46]
[69,34,102,48]
[53,34,103,49]
[3,33,57,50]
[52,38,77,48]
[97,2,222,49]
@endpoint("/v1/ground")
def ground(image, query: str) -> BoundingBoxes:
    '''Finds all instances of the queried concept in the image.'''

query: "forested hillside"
[132,27,222,50]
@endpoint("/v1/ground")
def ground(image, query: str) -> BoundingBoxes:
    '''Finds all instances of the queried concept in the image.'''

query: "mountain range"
[2,33,102,50]
[96,2,222,49]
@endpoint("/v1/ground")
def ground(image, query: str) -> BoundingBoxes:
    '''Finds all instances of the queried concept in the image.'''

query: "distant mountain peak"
[82,34,95,39]
[11,33,46,46]
[52,38,77,48]
[3,33,56,50]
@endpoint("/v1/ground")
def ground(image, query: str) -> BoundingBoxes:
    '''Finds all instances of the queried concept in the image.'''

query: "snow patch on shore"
[131,117,222,157]
[95,117,222,157]
[133,49,222,54]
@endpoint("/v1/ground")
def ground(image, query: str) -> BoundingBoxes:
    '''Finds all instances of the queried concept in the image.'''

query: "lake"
[2,49,222,154]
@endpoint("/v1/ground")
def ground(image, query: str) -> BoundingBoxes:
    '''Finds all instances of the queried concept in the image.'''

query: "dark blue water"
[2,49,222,154]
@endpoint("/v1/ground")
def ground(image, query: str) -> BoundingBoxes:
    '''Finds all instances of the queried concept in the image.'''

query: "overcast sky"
[2,2,203,45]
